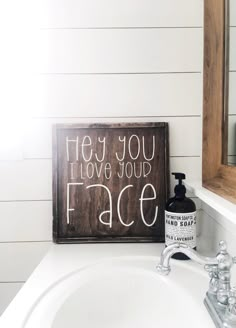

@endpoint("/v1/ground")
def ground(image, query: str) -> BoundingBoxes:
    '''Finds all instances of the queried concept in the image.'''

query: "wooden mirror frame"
[203,0,236,204]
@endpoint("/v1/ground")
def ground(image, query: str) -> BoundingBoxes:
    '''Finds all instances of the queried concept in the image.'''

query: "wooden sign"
[53,123,169,243]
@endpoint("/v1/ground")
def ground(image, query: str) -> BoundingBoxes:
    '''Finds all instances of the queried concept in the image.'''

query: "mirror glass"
[227,0,236,165]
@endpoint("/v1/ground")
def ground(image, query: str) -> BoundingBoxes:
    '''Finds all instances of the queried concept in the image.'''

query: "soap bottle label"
[165,211,197,248]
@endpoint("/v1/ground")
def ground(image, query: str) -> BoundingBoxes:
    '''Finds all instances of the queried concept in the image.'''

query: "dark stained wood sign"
[53,123,169,243]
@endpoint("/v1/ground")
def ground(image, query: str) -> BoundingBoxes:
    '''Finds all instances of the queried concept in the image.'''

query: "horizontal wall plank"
[0,283,23,316]
[229,72,236,114]
[170,156,201,196]
[230,27,236,70]
[0,242,51,282]
[0,158,200,201]
[0,201,52,242]
[39,29,203,73]
[0,160,52,201]
[23,116,201,159]
[230,0,236,26]
[35,73,202,117]
[39,0,203,28]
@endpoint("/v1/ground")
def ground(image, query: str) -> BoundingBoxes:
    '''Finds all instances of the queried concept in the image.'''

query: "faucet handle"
[216,241,236,272]
[219,240,227,252]
[226,287,236,318]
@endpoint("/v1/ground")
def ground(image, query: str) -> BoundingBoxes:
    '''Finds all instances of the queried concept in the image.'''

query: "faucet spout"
[157,243,217,275]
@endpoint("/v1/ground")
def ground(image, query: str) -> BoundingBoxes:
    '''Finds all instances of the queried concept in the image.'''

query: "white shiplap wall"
[0,0,203,314]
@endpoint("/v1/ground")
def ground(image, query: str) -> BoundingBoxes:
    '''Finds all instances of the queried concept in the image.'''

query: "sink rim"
[22,255,209,328]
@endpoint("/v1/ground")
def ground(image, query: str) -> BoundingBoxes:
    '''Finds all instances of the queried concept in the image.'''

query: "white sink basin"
[23,256,214,328]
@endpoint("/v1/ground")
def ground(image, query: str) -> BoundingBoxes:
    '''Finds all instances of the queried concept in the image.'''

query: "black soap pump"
[165,172,197,260]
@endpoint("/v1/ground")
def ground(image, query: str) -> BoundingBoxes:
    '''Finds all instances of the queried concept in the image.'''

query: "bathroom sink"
[23,256,214,328]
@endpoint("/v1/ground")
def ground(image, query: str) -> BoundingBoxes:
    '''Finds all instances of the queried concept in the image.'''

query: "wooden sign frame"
[53,123,169,243]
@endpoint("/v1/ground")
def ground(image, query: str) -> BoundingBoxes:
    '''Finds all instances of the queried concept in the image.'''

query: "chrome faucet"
[157,241,236,328]
[157,242,218,275]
